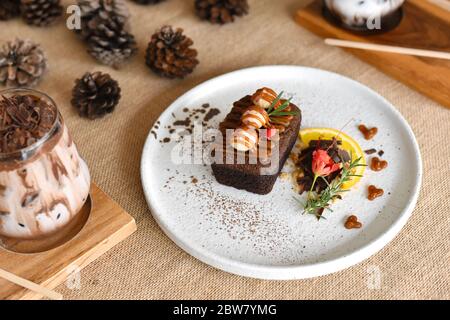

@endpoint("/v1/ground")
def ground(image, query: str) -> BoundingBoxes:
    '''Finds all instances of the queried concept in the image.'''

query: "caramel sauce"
[251,87,282,109]
[370,157,388,171]
[345,215,362,229]
[358,124,378,140]
[368,185,384,200]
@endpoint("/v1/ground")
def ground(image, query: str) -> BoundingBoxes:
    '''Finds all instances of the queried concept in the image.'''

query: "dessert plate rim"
[140,65,422,280]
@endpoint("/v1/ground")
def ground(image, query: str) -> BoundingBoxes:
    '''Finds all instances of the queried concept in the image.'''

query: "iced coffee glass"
[0,88,90,240]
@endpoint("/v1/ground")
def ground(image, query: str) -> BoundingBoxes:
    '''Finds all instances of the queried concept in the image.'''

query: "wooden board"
[295,0,450,109]
[0,183,137,300]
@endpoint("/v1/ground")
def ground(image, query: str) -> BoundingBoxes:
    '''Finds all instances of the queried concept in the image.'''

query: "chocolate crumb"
[183,108,189,112]
[204,108,221,122]
[202,103,210,109]
[364,148,377,155]
[192,177,198,184]
[163,137,170,143]
[174,118,191,126]
[378,150,385,157]
[150,130,157,139]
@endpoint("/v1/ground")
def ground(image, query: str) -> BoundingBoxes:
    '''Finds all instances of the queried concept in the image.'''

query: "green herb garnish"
[267,91,298,119]
[296,156,366,220]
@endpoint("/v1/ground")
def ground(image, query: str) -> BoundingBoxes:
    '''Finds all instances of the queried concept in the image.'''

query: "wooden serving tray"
[295,0,450,109]
[0,183,136,300]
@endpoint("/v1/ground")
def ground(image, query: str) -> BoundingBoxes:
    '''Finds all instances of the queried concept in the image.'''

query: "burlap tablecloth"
[1,0,449,300]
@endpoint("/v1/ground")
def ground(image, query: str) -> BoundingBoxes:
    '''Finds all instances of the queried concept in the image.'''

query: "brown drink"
[0,89,90,240]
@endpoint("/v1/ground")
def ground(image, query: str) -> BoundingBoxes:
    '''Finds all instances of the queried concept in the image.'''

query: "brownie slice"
[211,95,302,195]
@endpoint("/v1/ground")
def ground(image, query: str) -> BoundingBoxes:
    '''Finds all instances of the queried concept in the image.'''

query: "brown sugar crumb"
[370,157,388,172]
[345,215,362,229]
[368,185,384,201]
[192,177,198,184]
[358,124,378,140]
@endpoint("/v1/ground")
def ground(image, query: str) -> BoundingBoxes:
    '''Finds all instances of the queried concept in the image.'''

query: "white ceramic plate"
[141,66,422,279]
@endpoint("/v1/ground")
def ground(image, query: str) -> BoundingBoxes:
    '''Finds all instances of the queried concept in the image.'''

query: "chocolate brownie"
[211,95,301,194]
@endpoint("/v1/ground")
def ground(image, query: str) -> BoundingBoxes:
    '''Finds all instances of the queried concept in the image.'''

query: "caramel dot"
[358,124,378,140]
[368,185,384,201]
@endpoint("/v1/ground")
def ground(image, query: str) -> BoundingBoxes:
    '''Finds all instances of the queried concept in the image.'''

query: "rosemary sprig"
[267,91,298,118]
[296,156,366,219]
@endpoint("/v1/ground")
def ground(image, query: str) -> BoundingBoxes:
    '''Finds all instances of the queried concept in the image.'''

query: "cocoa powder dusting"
[157,103,221,144]
[162,175,291,257]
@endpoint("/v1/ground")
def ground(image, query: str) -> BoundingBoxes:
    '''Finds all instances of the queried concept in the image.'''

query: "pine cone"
[86,15,137,68]
[131,0,166,4]
[0,0,21,20]
[145,26,199,79]
[195,0,249,24]
[71,71,121,119]
[77,0,130,40]
[76,0,135,68]
[0,39,47,87]
[21,0,63,26]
